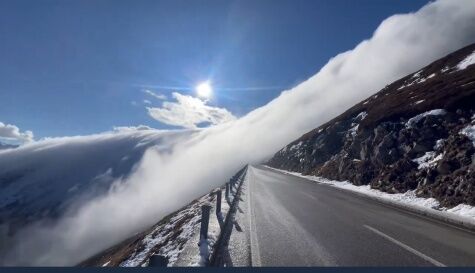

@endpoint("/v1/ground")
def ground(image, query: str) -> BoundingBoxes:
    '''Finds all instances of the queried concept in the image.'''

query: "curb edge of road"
[262,165,475,233]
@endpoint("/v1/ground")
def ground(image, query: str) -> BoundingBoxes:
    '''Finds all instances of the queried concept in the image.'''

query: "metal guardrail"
[208,165,248,266]
[148,165,248,267]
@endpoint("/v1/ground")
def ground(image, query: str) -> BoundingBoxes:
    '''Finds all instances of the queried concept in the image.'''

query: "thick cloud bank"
[0,128,196,264]
[2,0,475,265]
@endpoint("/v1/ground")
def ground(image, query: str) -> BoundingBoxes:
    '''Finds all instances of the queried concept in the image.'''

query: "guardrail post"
[216,190,221,216]
[200,205,212,240]
[216,190,224,228]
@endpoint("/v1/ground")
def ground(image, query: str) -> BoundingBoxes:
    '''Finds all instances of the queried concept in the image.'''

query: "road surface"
[246,165,475,266]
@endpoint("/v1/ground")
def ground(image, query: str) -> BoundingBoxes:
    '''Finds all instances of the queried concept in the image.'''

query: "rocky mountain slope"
[268,43,475,208]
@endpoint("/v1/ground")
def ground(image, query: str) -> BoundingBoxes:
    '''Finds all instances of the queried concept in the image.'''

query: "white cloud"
[2,0,475,266]
[112,125,154,132]
[143,89,167,100]
[147,92,236,128]
[0,122,34,144]
[143,99,152,105]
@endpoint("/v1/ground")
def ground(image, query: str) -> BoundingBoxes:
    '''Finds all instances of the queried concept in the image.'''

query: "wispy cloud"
[143,89,167,100]
[143,99,152,105]
[147,92,236,129]
[112,125,155,132]
[0,121,34,145]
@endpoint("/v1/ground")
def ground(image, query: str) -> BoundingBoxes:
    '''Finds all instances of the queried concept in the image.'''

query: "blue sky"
[0,0,429,139]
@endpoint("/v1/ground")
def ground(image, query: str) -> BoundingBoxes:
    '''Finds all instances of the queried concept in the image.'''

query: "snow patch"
[406,109,446,128]
[355,111,368,121]
[434,139,444,150]
[196,237,210,266]
[348,124,359,137]
[457,50,475,70]
[413,151,443,170]
[289,141,302,151]
[414,99,425,105]
[288,141,305,159]
[398,72,436,90]
[347,111,368,137]
[412,70,422,79]
[445,204,475,218]
[441,66,450,73]
[460,124,475,146]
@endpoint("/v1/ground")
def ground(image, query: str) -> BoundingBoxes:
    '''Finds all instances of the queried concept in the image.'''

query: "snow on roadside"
[188,199,228,267]
[173,188,230,267]
[445,204,475,218]
[120,193,213,267]
[264,166,475,220]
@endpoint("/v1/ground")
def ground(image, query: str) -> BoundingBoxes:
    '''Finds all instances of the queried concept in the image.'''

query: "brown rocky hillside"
[267,43,475,208]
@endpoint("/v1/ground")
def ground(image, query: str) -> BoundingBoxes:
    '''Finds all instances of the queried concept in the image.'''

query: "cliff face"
[268,43,475,207]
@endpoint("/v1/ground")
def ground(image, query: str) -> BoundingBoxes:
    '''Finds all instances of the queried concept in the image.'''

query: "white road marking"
[248,167,262,266]
[363,225,446,267]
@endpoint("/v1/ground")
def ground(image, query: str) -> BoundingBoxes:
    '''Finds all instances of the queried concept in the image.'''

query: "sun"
[196,81,213,99]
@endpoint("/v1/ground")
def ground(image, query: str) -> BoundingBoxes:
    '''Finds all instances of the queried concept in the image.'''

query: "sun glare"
[196,81,213,99]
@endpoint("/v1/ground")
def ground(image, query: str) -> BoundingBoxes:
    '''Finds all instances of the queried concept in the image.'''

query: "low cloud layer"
[147,92,236,128]
[2,0,475,265]
[0,121,33,145]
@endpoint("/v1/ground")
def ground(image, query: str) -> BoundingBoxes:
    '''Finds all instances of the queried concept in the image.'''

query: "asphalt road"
[247,165,475,266]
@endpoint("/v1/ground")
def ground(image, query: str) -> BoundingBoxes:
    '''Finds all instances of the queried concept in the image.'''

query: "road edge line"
[247,167,262,267]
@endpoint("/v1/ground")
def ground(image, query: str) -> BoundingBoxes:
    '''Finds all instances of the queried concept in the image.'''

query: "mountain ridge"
[268,43,475,207]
